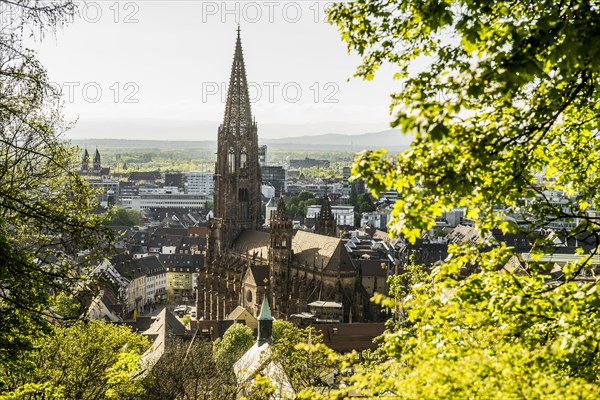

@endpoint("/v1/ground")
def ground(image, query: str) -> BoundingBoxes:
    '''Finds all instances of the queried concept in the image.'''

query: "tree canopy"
[0,321,149,399]
[144,338,238,400]
[0,0,110,368]
[107,207,142,226]
[286,191,317,219]
[322,0,600,398]
[271,321,335,394]
[213,323,254,371]
[330,0,600,243]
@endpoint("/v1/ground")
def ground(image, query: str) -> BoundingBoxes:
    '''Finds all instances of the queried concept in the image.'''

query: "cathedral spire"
[208,27,262,265]
[223,26,252,130]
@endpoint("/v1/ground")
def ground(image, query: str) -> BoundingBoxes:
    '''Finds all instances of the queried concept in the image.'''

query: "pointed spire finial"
[222,26,253,130]
[258,290,272,320]
[274,196,288,220]
[257,291,273,345]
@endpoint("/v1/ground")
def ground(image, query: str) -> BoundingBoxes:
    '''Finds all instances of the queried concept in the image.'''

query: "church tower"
[314,192,337,237]
[82,148,90,173]
[93,148,101,174]
[208,26,262,263]
[269,197,293,318]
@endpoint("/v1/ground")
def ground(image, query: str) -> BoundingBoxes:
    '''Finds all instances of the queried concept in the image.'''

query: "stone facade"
[197,29,369,323]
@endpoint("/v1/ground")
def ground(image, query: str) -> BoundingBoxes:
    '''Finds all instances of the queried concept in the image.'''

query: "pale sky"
[26,1,402,140]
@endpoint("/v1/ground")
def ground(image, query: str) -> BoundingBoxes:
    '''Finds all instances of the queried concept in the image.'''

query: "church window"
[228,147,235,173]
[238,188,248,201]
[246,290,253,303]
[240,147,248,176]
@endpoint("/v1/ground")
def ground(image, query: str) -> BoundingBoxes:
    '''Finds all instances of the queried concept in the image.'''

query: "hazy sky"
[26,1,402,140]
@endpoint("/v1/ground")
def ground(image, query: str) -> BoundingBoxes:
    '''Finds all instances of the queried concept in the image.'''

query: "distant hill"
[69,138,215,150]
[262,129,412,150]
[70,129,412,152]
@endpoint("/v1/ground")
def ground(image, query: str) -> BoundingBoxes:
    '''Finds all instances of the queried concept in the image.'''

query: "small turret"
[274,196,289,221]
[257,292,273,345]
[315,191,336,237]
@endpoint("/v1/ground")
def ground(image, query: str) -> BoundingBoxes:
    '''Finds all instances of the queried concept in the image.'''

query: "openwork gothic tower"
[208,27,262,264]
[198,28,367,323]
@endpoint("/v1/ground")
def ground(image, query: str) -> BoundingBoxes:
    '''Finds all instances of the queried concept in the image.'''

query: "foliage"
[349,185,375,225]
[295,165,343,180]
[286,191,317,219]
[79,146,217,173]
[329,0,600,243]
[323,0,600,397]
[49,292,81,320]
[0,321,149,399]
[272,321,336,394]
[107,206,141,226]
[182,315,191,327]
[213,323,254,371]
[358,198,375,214]
[240,373,277,400]
[0,0,111,367]
[307,263,600,398]
[373,257,430,331]
[144,338,238,400]
[0,230,50,363]
[146,323,335,399]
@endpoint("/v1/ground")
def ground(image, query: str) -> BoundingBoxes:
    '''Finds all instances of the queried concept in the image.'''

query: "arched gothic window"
[240,147,248,176]
[228,147,235,173]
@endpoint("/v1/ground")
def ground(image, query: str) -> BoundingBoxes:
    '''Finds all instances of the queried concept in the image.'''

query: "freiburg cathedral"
[197,28,369,322]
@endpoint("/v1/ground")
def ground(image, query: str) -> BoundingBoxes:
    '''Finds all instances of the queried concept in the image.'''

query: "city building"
[260,165,287,197]
[126,256,166,314]
[186,171,214,195]
[360,211,391,230]
[87,178,119,207]
[342,166,351,196]
[258,145,267,166]
[264,197,278,226]
[261,184,276,199]
[287,183,343,197]
[165,172,185,190]
[118,181,139,203]
[129,194,210,211]
[307,204,355,227]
